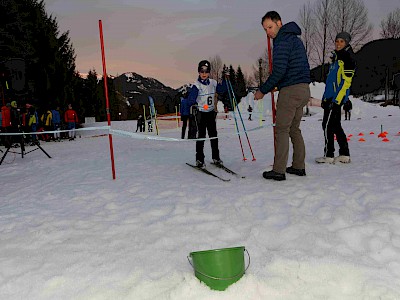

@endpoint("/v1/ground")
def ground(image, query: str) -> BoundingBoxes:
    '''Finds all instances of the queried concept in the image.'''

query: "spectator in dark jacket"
[180,95,190,139]
[10,101,20,130]
[28,106,39,144]
[343,99,352,121]
[136,115,144,132]
[247,105,253,121]
[51,106,62,141]
[254,11,311,181]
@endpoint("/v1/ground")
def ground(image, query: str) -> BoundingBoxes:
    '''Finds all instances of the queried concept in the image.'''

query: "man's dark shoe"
[286,166,306,176]
[262,170,286,181]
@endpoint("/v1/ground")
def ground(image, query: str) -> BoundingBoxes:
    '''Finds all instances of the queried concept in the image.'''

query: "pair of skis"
[186,162,245,182]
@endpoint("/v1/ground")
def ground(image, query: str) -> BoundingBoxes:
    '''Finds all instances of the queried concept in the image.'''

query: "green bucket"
[188,246,250,291]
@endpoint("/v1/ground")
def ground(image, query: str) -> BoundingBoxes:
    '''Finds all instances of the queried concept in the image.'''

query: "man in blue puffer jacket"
[254,11,311,181]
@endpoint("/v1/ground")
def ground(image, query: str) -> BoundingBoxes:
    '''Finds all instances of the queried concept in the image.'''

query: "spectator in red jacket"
[64,104,78,141]
[1,103,11,128]
[1,103,12,147]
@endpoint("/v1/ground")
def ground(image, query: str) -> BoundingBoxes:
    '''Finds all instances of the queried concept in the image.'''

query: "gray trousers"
[273,83,310,173]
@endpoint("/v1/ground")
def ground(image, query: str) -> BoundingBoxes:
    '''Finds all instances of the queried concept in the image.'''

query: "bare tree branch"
[330,0,373,50]
[298,1,317,67]
[251,49,270,87]
[310,0,373,73]
[209,55,223,81]
[380,8,400,39]
[313,0,333,73]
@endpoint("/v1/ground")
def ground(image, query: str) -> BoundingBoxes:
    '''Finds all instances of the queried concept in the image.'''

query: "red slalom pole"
[99,20,116,180]
[267,36,277,155]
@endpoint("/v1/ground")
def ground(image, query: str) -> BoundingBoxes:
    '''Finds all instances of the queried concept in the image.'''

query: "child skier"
[186,60,228,168]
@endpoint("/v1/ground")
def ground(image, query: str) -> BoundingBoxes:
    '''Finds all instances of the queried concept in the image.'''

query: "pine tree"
[96,76,108,122]
[0,0,76,109]
[228,65,237,87]
[85,70,98,118]
[235,66,247,101]
[219,64,232,111]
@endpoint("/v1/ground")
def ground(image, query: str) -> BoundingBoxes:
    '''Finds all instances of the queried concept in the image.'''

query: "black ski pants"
[195,111,220,163]
[322,105,349,157]
[181,115,189,139]
[344,109,351,120]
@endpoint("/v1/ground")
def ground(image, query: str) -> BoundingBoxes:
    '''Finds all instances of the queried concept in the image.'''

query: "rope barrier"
[2,124,396,144]
[0,126,110,136]
[0,124,272,143]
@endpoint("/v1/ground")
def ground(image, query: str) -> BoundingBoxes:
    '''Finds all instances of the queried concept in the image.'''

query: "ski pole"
[267,36,277,155]
[226,78,256,161]
[175,106,179,130]
[225,76,247,161]
[154,109,159,135]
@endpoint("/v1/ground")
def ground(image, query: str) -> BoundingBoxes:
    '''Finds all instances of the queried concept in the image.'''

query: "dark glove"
[321,98,334,110]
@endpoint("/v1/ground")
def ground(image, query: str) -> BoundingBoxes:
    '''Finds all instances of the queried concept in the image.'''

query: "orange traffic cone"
[382,138,390,142]
[358,138,366,142]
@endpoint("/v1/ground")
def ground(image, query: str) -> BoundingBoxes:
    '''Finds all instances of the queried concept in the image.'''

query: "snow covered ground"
[1,83,400,299]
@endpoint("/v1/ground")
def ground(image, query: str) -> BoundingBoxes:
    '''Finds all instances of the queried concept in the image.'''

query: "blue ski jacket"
[51,109,61,124]
[180,97,190,116]
[322,46,356,105]
[260,22,310,94]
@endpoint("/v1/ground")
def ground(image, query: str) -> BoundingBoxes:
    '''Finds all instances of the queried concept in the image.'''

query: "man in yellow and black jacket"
[41,108,53,142]
[316,32,356,164]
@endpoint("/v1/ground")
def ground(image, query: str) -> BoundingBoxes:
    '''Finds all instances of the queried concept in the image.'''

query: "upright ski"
[186,163,230,182]
[210,163,246,178]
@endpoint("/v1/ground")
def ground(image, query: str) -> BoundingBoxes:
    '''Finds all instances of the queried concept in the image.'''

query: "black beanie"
[335,32,351,45]
[198,60,211,72]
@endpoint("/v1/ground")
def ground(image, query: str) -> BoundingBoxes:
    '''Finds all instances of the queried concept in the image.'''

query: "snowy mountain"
[113,72,183,115]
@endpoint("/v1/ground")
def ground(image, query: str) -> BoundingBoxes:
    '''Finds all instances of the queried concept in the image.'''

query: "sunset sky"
[44,0,399,88]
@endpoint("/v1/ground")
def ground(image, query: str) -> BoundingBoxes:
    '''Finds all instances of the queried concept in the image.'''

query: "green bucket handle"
[187,248,251,281]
